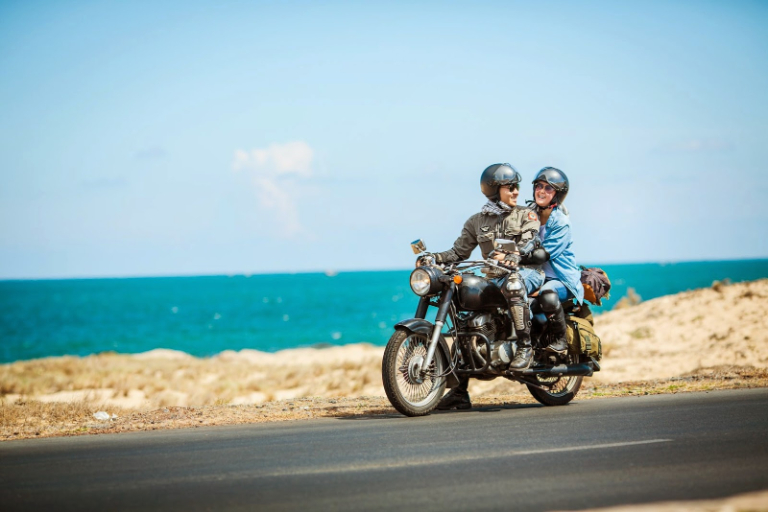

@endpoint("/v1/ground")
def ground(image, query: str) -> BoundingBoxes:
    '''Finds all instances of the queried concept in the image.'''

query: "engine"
[459,312,516,369]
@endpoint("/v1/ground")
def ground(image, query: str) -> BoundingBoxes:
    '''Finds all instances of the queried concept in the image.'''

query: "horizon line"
[2,256,768,282]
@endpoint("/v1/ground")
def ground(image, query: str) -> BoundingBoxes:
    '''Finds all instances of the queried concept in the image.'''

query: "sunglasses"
[501,183,519,191]
[535,182,555,193]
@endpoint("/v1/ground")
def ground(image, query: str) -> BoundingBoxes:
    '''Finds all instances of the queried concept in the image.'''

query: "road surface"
[2,388,767,511]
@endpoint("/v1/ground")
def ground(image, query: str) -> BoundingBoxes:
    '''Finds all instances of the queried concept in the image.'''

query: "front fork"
[419,282,456,375]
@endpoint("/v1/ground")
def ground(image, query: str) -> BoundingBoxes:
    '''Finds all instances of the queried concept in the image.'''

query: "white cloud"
[252,176,302,235]
[233,141,314,176]
[232,141,314,237]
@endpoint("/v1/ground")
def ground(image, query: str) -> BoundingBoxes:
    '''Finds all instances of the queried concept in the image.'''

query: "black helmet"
[532,167,569,206]
[480,163,521,200]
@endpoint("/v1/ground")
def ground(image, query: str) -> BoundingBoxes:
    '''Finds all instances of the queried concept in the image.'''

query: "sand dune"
[594,278,768,382]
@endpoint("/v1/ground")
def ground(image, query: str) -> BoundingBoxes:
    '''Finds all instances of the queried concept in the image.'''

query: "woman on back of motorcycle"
[519,167,585,354]
[427,163,545,410]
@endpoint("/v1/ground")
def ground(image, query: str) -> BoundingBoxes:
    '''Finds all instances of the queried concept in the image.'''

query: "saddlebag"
[566,316,602,360]
[571,302,594,325]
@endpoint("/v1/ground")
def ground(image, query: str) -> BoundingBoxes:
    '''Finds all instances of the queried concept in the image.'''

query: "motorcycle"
[382,239,601,417]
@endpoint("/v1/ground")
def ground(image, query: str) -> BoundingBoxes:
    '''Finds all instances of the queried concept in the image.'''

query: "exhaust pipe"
[513,362,596,378]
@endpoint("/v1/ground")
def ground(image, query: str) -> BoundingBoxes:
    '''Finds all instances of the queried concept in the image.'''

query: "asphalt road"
[2,388,768,511]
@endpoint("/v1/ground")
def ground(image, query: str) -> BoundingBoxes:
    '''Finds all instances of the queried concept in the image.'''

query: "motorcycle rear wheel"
[526,352,583,406]
[382,329,447,417]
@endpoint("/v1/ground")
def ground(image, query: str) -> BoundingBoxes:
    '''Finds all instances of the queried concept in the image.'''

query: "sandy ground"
[593,278,768,382]
[558,489,768,512]
[1,278,767,443]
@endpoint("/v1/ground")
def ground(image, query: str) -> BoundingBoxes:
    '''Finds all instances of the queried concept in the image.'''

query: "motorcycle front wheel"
[382,329,447,417]
[526,352,584,406]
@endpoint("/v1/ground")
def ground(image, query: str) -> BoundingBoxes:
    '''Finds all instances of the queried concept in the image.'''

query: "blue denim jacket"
[541,207,584,304]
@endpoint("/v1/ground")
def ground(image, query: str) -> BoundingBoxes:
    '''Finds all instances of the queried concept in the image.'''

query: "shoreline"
[1,278,767,441]
[4,259,768,365]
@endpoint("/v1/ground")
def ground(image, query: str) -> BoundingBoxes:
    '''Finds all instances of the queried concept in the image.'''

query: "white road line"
[512,438,673,456]
[104,439,675,486]
[263,439,673,478]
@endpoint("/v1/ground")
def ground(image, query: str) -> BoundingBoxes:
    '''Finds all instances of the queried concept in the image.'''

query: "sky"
[1,0,767,279]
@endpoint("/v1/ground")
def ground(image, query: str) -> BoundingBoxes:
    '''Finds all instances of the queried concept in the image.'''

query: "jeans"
[519,267,544,296]
[533,278,573,324]
[539,278,573,302]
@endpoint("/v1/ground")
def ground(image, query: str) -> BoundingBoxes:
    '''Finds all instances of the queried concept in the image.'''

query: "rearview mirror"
[494,239,518,253]
[411,239,427,254]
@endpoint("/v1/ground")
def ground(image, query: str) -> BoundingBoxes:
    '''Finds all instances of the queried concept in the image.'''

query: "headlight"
[409,266,445,296]
[410,268,433,296]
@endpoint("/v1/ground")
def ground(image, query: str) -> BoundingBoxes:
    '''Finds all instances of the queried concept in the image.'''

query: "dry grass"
[0,347,383,410]
[0,396,130,439]
[3,365,767,442]
[612,287,642,310]
[1,354,251,404]
[579,365,768,398]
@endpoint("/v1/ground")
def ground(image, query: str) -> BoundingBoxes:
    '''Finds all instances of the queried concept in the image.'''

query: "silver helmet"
[532,167,569,206]
[480,163,521,200]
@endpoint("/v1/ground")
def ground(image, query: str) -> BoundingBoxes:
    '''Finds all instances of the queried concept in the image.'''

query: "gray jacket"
[435,206,541,264]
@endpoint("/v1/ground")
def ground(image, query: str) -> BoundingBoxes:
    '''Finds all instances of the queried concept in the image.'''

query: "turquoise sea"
[1,259,767,363]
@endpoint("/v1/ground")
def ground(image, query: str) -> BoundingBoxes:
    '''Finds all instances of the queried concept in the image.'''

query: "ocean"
[1,259,767,363]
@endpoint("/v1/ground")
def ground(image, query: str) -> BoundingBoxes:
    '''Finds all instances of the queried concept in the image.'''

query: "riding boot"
[437,376,471,410]
[508,302,533,370]
[543,303,569,354]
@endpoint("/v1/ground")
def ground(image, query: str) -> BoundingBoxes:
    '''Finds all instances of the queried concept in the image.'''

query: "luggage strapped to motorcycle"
[580,266,611,306]
[566,316,602,360]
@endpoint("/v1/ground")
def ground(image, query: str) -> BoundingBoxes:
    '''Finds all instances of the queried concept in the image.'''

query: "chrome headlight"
[410,268,432,296]
[409,267,444,296]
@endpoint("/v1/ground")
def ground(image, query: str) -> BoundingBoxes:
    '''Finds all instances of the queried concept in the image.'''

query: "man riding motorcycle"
[420,163,544,410]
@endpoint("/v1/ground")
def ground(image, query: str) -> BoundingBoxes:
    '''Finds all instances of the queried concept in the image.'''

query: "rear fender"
[394,319,459,388]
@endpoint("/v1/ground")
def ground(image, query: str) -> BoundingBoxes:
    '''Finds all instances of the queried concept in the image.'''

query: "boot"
[508,302,533,370]
[508,332,532,370]
[545,305,569,354]
[437,377,471,410]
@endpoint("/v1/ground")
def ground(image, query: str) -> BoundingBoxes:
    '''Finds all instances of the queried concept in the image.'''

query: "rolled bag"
[566,308,603,360]
[394,318,459,388]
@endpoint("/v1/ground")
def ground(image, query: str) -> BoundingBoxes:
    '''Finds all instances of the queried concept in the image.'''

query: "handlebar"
[428,259,515,275]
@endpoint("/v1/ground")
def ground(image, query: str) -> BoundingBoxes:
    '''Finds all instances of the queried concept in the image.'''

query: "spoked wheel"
[382,329,447,417]
[526,351,583,406]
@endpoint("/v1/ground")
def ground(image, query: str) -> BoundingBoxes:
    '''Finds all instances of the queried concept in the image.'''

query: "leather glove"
[518,239,539,258]
[520,247,550,265]
[499,253,520,269]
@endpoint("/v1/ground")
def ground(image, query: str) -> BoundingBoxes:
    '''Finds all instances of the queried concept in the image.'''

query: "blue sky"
[1,0,767,278]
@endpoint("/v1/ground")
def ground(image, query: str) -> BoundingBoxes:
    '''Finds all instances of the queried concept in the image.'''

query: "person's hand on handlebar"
[416,253,437,267]
[492,250,519,269]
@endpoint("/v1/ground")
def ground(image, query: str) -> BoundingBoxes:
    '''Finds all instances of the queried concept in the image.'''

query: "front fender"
[394,319,459,388]
[394,318,434,336]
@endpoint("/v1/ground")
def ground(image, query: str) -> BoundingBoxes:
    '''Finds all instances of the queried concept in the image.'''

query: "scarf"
[481,200,513,216]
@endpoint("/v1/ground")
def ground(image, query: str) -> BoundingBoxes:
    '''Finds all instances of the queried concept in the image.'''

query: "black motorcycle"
[382,239,601,417]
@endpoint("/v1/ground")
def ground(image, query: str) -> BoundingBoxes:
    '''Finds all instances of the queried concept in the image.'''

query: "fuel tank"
[456,274,507,310]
